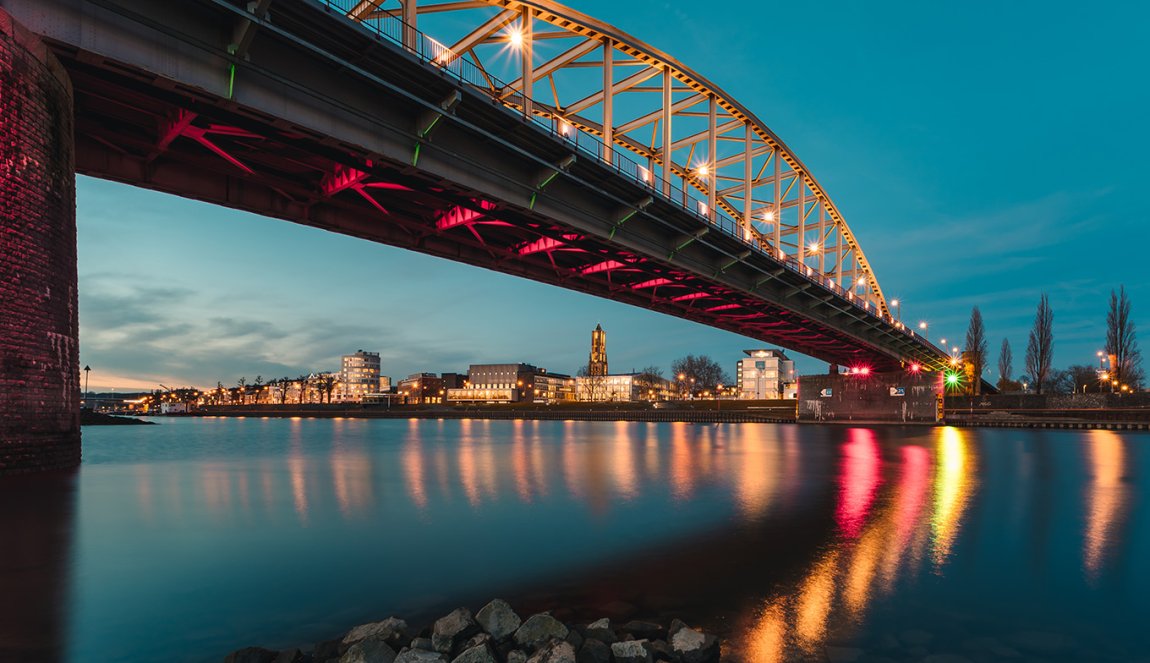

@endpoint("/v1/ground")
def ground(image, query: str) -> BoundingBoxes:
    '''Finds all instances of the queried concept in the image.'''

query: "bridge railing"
[315,2,935,352]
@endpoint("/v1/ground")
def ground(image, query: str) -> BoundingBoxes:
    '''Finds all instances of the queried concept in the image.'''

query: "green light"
[945,372,960,386]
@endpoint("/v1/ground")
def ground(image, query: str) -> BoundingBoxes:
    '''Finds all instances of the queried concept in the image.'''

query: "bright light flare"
[507,27,524,49]
[763,210,775,222]
[919,321,927,330]
[891,299,900,307]
[695,163,710,177]
[808,241,820,254]
[910,363,921,373]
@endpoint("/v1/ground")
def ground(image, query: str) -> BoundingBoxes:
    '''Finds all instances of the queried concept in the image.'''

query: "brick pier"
[0,10,79,473]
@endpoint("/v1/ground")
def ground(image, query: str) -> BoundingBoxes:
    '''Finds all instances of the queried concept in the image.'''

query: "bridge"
[0,0,951,472]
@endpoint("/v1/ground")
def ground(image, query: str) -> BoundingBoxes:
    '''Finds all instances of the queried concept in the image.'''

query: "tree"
[236,377,247,405]
[964,307,988,394]
[1060,364,1102,394]
[318,375,337,403]
[297,375,311,404]
[670,355,731,395]
[1025,294,1054,395]
[1106,285,1144,389]
[279,376,291,404]
[997,338,1013,391]
[253,376,264,404]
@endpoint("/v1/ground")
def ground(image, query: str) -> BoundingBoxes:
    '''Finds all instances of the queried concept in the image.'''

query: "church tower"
[589,324,608,376]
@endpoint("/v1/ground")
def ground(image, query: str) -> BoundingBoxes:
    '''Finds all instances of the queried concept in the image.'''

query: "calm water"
[3,418,1149,662]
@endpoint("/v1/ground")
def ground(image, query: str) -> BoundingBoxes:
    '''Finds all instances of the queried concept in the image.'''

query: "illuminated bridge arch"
[339,0,891,316]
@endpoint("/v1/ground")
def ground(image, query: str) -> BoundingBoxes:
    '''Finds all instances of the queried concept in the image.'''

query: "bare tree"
[297,374,311,404]
[997,338,1013,389]
[1025,294,1054,395]
[1106,285,1144,389]
[964,307,988,394]
[236,377,247,405]
[279,376,291,404]
[253,375,264,404]
[671,355,731,395]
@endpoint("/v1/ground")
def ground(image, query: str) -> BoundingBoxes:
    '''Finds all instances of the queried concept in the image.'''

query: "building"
[588,324,608,376]
[338,350,381,402]
[576,372,672,402]
[736,349,797,399]
[397,373,444,404]
[446,363,575,403]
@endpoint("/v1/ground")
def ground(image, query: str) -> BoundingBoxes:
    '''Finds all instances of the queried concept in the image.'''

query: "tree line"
[963,286,1143,395]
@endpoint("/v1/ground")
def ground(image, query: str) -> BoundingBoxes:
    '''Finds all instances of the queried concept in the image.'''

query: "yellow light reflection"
[743,602,786,663]
[931,426,975,568]
[795,551,838,649]
[403,422,427,511]
[1084,429,1127,579]
[611,420,637,500]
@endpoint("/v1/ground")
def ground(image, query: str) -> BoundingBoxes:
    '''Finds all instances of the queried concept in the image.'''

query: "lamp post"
[891,299,900,324]
[83,365,91,408]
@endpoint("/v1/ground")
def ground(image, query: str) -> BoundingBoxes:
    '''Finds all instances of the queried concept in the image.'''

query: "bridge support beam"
[0,9,80,474]
[797,371,942,423]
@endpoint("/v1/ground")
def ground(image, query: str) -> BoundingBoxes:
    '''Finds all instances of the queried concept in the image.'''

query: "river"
[3,417,1148,662]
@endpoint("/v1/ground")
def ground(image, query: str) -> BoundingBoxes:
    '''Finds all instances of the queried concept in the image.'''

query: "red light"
[850,367,860,374]
[910,363,921,373]
[860,367,871,375]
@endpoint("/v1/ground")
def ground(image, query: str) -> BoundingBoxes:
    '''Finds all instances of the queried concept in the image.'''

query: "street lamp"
[890,299,900,324]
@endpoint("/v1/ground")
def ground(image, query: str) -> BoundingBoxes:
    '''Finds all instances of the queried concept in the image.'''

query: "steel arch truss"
[333,0,891,316]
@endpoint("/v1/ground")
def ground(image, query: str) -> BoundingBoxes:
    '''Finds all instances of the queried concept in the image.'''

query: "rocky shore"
[223,600,721,663]
[79,409,154,425]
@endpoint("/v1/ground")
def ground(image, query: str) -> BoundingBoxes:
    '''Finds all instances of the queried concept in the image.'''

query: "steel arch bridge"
[6,0,950,373]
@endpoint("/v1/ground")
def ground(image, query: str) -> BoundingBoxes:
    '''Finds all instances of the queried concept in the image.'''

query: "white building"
[736,349,796,399]
[576,373,671,402]
[338,350,381,402]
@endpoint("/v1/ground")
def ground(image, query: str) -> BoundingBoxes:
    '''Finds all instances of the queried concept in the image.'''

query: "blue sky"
[77,0,1150,391]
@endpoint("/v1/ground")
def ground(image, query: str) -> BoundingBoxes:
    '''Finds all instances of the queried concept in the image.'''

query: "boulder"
[514,614,570,651]
[433,609,481,654]
[564,630,584,650]
[272,649,306,663]
[341,640,398,663]
[224,647,278,663]
[582,620,615,646]
[451,642,497,663]
[646,640,673,662]
[476,599,522,642]
[395,649,449,663]
[412,639,435,652]
[507,650,527,663]
[526,640,577,663]
[620,622,663,641]
[345,618,409,649]
[610,640,652,663]
[462,633,493,652]
[667,621,687,639]
[576,639,611,663]
[669,628,718,663]
[587,619,610,631]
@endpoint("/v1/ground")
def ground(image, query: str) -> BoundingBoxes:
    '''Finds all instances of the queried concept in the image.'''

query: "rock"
[412,639,435,652]
[620,622,663,641]
[395,649,448,663]
[577,639,611,663]
[667,620,687,639]
[647,640,673,662]
[670,628,718,663]
[610,640,652,663]
[526,640,577,663]
[514,614,570,651]
[341,640,398,663]
[462,634,493,652]
[434,609,481,654]
[451,643,497,663]
[588,619,610,631]
[273,649,305,663]
[565,630,584,650]
[345,618,410,649]
[825,646,863,663]
[583,620,615,646]
[314,639,343,662]
[477,600,522,642]
[225,647,278,663]
[507,651,527,663]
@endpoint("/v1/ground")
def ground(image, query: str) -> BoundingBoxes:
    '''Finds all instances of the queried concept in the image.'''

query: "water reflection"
[55,420,1150,663]
[736,428,973,660]
[1083,430,1128,580]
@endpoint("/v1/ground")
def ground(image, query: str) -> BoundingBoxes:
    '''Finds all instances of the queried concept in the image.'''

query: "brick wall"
[0,10,79,473]
[798,371,942,423]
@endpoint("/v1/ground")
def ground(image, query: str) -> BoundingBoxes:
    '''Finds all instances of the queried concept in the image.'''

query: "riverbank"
[79,410,154,426]
[224,600,720,663]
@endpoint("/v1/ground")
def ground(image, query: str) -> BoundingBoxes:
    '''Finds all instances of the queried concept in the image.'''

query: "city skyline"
[76,0,1150,391]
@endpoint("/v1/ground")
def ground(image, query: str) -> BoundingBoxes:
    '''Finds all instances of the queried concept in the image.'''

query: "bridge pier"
[798,371,942,423]
[0,10,80,473]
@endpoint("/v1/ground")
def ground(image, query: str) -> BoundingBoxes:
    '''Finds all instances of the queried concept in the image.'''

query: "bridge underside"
[51,4,923,371]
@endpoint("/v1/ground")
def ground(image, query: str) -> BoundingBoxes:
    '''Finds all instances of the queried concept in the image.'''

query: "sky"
[76,0,1150,391]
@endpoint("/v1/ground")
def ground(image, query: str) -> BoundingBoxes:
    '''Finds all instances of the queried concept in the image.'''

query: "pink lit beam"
[154,110,197,157]
[630,277,672,290]
[671,292,709,302]
[436,200,497,230]
[515,236,566,256]
[706,303,742,313]
[580,259,627,275]
[183,126,253,174]
[355,187,390,216]
[321,164,369,197]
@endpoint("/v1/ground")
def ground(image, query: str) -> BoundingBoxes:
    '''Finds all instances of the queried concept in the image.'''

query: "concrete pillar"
[0,10,80,474]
